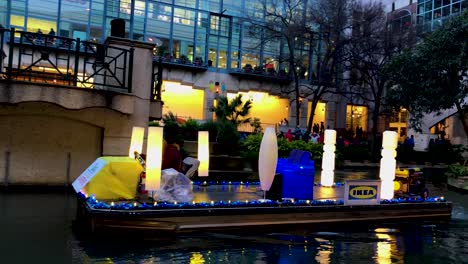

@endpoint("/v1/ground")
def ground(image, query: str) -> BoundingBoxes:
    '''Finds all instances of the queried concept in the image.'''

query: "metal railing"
[0,28,133,93]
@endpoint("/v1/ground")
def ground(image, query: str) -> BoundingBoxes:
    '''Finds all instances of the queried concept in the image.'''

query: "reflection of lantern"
[146,127,164,191]
[258,127,278,194]
[379,131,398,199]
[321,129,336,186]
[128,126,145,158]
[198,131,209,177]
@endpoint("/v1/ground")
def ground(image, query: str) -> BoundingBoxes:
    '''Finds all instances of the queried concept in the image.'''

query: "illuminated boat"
[74,186,452,234]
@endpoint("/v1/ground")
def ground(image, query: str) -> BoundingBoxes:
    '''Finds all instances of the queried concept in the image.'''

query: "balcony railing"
[229,67,292,85]
[0,28,133,93]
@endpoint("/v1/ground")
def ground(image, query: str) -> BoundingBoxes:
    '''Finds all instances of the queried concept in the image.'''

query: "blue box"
[280,168,314,200]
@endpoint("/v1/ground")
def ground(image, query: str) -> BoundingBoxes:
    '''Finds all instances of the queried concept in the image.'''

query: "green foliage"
[240,134,263,153]
[216,121,240,155]
[162,111,179,126]
[446,161,468,178]
[211,95,252,126]
[148,120,160,127]
[200,120,218,142]
[240,135,325,164]
[385,11,468,132]
[181,118,200,140]
[277,138,293,157]
[250,118,263,134]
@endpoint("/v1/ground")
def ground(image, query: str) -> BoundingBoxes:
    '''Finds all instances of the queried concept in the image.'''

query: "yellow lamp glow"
[128,126,145,158]
[198,131,209,177]
[146,127,164,191]
[258,127,278,195]
[321,129,337,186]
[379,131,398,200]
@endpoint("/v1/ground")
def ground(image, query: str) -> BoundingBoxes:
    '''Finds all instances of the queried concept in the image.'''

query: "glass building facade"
[416,0,468,31]
[0,0,317,76]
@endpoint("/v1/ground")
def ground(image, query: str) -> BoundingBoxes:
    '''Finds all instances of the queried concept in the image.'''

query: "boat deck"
[76,184,452,234]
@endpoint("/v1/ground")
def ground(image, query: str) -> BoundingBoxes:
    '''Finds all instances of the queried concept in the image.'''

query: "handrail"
[0,28,133,93]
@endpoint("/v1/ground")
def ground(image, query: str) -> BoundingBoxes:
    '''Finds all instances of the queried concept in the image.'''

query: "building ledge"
[154,58,208,73]
[229,70,292,85]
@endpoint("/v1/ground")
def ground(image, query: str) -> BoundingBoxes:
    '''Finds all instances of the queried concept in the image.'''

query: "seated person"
[161,135,182,172]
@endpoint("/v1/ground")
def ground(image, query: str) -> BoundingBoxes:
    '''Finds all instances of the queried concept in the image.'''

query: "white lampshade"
[198,131,209,177]
[382,131,398,148]
[379,130,398,199]
[321,129,336,187]
[258,127,278,191]
[324,129,337,144]
[128,126,145,158]
[146,127,164,191]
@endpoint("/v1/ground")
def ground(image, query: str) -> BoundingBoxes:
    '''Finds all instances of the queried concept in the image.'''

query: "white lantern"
[321,129,336,187]
[258,127,278,198]
[128,126,145,158]
[146,127,164,191]
[198,131,209,177]
[379,131,398,199]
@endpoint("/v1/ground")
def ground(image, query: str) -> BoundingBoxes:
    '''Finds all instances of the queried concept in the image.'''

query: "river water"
[0,173,467,263]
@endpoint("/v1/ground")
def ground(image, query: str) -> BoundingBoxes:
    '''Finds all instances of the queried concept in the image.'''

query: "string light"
[77,192,447,211]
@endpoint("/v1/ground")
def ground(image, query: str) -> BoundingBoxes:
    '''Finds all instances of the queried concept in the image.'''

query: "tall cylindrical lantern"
[258,127,278,196]
[198,131,209,177]
[128,126,145,158]
[379,131,398,200]
[146,127,164,191]
[321,129,336,187]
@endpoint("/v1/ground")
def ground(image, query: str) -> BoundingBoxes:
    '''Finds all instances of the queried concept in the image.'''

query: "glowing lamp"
[146,127,164,191]
[321,129,336,187]
[198,131,209,177]
[258,127,278,199]
[379,131,398,199]
[128,126,145,158]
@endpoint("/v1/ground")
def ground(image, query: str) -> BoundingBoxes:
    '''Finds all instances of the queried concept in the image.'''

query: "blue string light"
[79,190,447,211]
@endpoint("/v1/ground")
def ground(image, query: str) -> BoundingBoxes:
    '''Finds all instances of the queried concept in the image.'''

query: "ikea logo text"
[349,186,378,199]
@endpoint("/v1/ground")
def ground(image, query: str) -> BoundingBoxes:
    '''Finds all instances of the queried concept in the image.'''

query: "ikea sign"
[348,186,378,200]
[344,180,381,205]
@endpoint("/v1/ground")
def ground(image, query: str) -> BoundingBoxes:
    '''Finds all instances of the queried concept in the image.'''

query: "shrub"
[181,118,200,141]
[199,120,218,142]
[216,121,240,155]
[148,120,160,126]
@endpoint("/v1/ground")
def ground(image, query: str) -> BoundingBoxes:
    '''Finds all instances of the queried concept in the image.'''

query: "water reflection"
[375,230,394,264]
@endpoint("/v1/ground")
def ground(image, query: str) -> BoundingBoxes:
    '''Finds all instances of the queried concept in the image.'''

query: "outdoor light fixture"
[258,127,278,200]
[128,126,145,158]
[379,131,398,200]
[146,127,164,190]
[198,131,209,177]
[321,129,337,187]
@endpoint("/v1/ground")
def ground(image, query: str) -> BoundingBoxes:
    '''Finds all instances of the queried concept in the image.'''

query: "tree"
[304,0,353,134]
[386,11,468,137]
[211,94,252,126]
[246,0,312,127]
[344,1,416,153]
